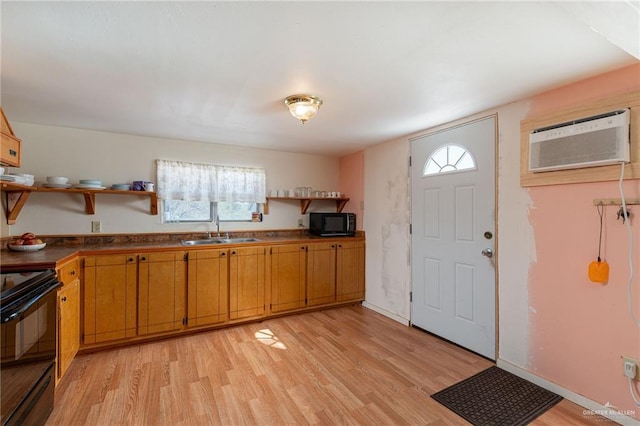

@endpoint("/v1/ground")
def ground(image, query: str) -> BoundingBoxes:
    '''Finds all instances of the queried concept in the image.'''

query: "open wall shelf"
[264,197,350,214]
[1,183,158,224]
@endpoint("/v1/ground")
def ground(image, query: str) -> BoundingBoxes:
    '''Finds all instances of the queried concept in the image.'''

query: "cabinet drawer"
[0,132,21,167]
[83,254,137,267]
[57,258,80,286]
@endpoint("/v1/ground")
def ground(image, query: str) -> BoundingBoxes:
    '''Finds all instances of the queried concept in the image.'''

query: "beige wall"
[5,122,340,236]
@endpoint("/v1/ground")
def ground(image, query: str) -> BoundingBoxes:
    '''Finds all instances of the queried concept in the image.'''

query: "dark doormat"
[431,366,563,426]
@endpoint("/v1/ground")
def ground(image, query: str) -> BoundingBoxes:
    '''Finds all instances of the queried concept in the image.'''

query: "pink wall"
[527,63,640,417]
[339,151,364,230]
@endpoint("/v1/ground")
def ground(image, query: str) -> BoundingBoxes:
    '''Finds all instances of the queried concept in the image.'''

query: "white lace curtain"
[156,160,266,203]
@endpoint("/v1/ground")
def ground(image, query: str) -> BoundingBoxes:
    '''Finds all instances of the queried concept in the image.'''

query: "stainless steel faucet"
[215,214,220,238]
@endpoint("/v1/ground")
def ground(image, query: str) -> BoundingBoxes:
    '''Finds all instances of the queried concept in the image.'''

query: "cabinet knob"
[61,296,67,302]
[70,270,76,276]
[141,256,147,261]
[231,250,237,255]
[221,252,226,257]
[128,257,134,262]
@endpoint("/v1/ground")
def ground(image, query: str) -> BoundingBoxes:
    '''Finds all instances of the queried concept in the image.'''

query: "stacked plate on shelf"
[73,179,105,190]
[110,183,130,190]
[42,176,71,188]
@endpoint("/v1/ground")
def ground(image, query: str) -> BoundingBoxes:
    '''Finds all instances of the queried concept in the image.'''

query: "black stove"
[1,268,60,426]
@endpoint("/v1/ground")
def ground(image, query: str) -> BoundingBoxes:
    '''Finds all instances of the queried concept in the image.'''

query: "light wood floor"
[48,305,610,425]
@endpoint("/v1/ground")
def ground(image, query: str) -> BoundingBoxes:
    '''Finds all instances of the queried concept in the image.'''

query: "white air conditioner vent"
[529,109,630,173]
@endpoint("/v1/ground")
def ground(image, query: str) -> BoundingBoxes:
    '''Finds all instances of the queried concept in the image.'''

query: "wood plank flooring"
[48,305,610,425]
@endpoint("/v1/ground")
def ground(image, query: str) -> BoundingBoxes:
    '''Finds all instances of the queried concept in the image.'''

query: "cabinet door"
[83,255,137,344]
[58,279,79,380]
[138,252,187,335]
[229,247,265,320]
[187,249,229,327]
[270,244,306,313]
[336,241,366,302]
[306,242,337,307]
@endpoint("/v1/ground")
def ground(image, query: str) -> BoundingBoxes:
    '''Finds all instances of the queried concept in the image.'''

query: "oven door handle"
[1,282,61,323]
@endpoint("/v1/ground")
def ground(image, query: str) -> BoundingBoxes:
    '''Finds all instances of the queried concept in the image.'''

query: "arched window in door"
[423,144,476,176]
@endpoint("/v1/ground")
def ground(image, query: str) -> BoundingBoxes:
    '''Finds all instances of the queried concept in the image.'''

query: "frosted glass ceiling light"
[284,94,323,124]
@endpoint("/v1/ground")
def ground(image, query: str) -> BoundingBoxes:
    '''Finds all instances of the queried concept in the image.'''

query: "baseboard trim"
[362,301,410,325]
[497,359,638,425]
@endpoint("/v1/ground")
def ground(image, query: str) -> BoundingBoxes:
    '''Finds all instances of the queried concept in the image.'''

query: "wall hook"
[617,206,631,223]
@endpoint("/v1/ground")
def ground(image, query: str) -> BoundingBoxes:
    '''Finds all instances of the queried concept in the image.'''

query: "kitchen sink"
[223,237,262,243]
[181,237,261,246]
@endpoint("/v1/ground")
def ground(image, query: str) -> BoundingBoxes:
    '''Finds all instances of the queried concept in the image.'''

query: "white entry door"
[410,116,496,359]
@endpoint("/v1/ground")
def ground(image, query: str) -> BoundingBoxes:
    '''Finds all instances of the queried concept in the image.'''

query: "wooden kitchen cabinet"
[82,255,137,344]
[0,107,21,167]
[138,252,187,335]
[336,241,365,302]
[74,238,364,352]
[306,242,337,306]
[57,279,79,380]
[229,246,266,320]
[56,258,80,382]
[187,249,229,327]
[270,244,307,313]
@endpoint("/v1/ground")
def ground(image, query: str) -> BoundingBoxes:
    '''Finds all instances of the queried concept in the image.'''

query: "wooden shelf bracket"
[5,190,31,225]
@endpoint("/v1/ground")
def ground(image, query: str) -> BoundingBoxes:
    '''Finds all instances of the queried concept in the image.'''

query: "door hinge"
[184,253,188,261]
[410,291,412,302]
[409,224,412,234]
[409,156,412,167]
[182,317,188,326]
[269,247,272,255]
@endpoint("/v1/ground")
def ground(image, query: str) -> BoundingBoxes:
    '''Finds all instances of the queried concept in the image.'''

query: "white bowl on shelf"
[47,176,69,184]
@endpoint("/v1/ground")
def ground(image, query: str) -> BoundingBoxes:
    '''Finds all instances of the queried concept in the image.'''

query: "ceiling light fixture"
[284,94,323,124]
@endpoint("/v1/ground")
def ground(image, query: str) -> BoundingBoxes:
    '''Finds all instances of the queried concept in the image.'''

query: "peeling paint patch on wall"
[364,138,411,321]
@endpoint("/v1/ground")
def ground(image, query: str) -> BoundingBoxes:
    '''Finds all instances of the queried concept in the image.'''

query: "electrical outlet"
[622,356,640,380]
[91,221,101,233]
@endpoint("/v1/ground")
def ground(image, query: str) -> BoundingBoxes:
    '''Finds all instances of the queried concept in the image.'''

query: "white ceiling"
[2,1,639,157]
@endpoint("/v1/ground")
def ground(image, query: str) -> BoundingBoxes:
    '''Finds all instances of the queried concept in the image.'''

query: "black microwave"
[309,212,356,237]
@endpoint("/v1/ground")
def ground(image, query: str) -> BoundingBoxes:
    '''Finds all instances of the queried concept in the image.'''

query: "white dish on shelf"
[110,184,131,190]
[0,175,17,182]
[42,183,72,188]
[47,176,69,184]
[8,243,46,252]
[79,179,102,186]
[73,184,106,189]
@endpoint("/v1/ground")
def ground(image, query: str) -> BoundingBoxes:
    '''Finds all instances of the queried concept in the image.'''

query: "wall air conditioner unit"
[529,108,630,173]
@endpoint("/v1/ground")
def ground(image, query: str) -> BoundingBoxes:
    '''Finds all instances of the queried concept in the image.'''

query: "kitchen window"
[162,200,257,223]
[157,160,265,223]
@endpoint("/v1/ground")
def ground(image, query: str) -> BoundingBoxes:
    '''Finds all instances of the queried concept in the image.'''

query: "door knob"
[481,248,493,258]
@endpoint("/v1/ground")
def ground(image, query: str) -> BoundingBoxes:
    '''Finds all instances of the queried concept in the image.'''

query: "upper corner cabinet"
[0,107,22,167]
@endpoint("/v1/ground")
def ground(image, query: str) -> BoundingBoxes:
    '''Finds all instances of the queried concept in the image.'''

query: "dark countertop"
[0,233,364,271]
